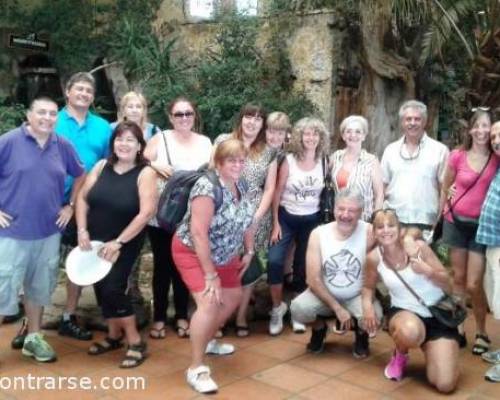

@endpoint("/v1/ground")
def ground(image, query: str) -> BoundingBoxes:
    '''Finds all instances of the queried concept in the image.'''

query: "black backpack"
[156,166,223,233]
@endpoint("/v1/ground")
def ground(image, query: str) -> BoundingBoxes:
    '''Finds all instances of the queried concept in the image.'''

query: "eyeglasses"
[172,111,194,119]
[399,137,422,161]
[471,106,490,113]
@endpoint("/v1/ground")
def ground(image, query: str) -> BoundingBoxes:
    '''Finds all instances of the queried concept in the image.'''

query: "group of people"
[0,71,499,395]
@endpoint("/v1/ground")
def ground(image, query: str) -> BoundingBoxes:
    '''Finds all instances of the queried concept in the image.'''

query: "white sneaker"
[482,349,500,364]
[186,365,218,393]
[269,302,288,336]
[205,339,235,355]
[485,364,500,382]
[292,319,306,334]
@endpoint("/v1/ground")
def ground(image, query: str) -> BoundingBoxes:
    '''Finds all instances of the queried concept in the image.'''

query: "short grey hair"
[398,100,427,122]
[335,188,364,210]
[339,115,369,136]
[65,72,95,93]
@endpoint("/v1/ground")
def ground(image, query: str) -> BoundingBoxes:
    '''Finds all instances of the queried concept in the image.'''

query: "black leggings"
[94,240,142,319]
[148,226,189,323]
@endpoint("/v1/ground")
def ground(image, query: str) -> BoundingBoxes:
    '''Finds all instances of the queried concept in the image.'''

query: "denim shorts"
[0,233,61,315]
[442,219,485,254]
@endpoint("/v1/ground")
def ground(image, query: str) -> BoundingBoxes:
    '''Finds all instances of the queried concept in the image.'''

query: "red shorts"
[171,236,242,293]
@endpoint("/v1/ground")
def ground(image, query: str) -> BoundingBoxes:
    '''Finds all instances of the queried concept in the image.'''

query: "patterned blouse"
[175,174,256,265]
[331,149,378,222]
[214,133,277,250]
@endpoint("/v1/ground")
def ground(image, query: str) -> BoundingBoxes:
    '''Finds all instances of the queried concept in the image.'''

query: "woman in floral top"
[214,103,278,337]
[172,139,256,394]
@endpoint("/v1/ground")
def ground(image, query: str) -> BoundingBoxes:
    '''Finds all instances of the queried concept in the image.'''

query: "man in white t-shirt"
[381,100,449,232]
[290,189,382,358]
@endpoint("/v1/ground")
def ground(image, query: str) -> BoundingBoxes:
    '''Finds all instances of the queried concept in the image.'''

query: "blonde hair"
[289,117,329,161]
[213,138,248,167]
[267,112,292,132]
[117,91,148,129]
[371,209,400,229]
[339,115,369,136]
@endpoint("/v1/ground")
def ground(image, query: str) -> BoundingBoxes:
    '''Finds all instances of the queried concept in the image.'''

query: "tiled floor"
[0,315,499,399]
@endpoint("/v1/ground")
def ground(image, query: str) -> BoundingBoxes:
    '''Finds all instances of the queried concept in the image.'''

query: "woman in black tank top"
[75,121,157,368]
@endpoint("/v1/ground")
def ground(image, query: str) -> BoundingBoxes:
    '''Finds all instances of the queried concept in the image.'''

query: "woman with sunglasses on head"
[362,209,460,392]
[331,115,384,222]
[213,103,278,337]
[439,109,498,355]
[267,117,329,336]
[112,91,161,141]
[144,97,212,340]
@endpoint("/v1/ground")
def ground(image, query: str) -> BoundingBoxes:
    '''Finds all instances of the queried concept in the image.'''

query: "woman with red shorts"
[172,138,256,394]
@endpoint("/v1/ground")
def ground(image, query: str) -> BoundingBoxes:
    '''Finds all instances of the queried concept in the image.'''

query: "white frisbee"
[65,241,113,286]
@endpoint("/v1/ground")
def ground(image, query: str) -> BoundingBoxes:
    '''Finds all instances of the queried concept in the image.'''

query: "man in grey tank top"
[290,188,382,358]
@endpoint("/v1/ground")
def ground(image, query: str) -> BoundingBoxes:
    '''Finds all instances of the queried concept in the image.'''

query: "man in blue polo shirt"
[0,96,84,362]
[55,72,111,341]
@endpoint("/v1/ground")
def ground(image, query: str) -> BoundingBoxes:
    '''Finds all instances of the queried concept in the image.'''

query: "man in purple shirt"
[0,96,84,362]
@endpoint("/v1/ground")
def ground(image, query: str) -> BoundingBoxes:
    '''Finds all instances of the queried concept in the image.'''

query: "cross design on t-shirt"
[323,249,361,288]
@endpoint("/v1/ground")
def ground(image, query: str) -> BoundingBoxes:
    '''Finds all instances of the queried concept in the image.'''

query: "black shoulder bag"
[389,265,466,329]
[319,155,335,224]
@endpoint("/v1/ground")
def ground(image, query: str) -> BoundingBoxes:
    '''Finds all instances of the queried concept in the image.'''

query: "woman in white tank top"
[362,209,459,393]
[267,117,329,335]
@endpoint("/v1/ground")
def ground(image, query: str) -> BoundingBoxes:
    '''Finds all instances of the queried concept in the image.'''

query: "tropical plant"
[0,97,25,134]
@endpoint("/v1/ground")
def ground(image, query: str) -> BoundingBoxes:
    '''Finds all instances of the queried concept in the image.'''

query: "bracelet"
[245,249,255,256]
[205,272,219,281]
[77,228,88,234]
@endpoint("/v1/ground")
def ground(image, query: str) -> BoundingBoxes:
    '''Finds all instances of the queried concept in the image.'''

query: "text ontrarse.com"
[0,374,146,391]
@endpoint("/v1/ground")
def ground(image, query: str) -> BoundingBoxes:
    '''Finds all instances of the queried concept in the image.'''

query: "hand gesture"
[335,305,353,331]
[97,241,121,263]
[0,210,13,228]
[203,276,222,305]
[56,205,74,229]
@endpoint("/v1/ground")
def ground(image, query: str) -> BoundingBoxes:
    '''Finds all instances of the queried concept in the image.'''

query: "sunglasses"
[172,111,195,119]
[471,106,490,113]
[371,208,398,223]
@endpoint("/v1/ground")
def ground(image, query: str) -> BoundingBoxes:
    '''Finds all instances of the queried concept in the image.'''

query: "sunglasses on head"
[471,106,490,113]
[371,208,398,223]
[172,111,195,118]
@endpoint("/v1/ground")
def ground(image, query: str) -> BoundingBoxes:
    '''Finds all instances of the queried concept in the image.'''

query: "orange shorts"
[171,236,242,293]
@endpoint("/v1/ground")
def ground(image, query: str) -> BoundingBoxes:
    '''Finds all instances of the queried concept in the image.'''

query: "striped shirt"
[331,149,378,221]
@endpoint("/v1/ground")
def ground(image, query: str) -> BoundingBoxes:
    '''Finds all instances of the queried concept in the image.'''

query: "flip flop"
[176,320,190,338]
[235,325,250,338]
[149,326,166,340]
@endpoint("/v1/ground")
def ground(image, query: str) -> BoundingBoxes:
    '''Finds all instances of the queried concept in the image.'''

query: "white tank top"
[319,221,368,301]
[156,130,212,171]
[376,247,444,318]
[280,154,324,215]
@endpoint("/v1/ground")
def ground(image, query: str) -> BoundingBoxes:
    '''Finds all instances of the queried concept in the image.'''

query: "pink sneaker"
[384,350,408,381]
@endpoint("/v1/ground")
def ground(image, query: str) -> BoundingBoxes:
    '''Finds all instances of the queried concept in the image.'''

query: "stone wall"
[154,2,342,127]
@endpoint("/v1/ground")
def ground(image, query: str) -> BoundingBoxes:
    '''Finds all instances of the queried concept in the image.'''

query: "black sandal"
[235,325,250,337]
[119,341,148,368]
[88,336,123,356]
[472,334,490,355]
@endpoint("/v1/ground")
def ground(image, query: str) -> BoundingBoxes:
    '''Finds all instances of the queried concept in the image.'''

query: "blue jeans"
[267,207,321,292]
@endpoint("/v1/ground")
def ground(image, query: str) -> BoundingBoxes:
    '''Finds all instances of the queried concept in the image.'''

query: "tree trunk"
[357,0,416,158]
